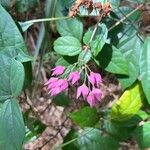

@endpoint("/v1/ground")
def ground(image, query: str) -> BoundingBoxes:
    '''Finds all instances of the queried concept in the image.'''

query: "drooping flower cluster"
[45,65,103,107]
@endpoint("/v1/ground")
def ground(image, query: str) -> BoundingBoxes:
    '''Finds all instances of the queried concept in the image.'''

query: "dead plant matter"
[69,0,111,17]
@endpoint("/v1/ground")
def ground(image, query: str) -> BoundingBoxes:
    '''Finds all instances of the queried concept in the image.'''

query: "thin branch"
[108,4,143,31]
[117,7,144,43]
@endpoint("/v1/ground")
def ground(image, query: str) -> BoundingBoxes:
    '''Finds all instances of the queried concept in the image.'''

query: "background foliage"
[0,0,150,149]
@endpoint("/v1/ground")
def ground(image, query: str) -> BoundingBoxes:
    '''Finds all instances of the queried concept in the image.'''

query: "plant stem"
[108,4,143,31]
[89,13,104,44]
[23,16,71,24]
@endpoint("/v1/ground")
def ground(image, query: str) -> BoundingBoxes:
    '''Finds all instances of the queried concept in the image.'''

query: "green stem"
[23,16,71,24]
[52,128,94,150]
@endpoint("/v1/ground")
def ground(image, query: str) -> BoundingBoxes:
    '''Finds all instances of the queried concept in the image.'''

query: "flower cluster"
[45,65,103,107]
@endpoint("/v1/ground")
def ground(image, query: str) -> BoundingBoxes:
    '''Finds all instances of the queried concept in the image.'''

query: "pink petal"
[81,84,89,99]
[44,77,58,86]
[92,88,102,100]
[60,80,69,91]
[95,73,102,83]
[88,72,102,87]
[49,87,61,96]
[76,86,82,99]
[88,72,95,85]
[68,71,80,85]
[77,84,89,99]
[51,66,65,76]
[87,92,96,107]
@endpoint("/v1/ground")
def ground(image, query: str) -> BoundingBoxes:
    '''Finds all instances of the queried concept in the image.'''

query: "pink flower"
[68,71,80,85]
[49,87,61,96]
[77,84,89,99]
[44,77,58,86]
[88,72,102,87]
[57,79,69,91]
[87,88,102,107]
[52,65,65,76]
[46,78,68,96]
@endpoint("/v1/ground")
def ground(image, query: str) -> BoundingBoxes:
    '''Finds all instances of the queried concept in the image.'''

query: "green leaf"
[19,21,34,32]
[54,36,82,56]
[70,106,99,128]
[136,110,149,120]
[10,59,25,97]
[0,0,14,8]
[117,35,142,89]
[95,45,128,75]
[105,120,134,140]
[53,93,70,106]
[0,99,25,150]
[114,6,141,22]
[63,129,79,150]
[56,56,78,67]
[132,122,150,149]
[0,55,25,102]
[55,1,83,40]
[109,0,120,9]
[110,110,149,128]
[117,34,142,65]
[78,50,92,65]
[83,23,108,57]
[63,128,120,150]
[15,51,33,63]
[0,5,26,52]
[111,82,144,122]
[140,37,150,104]
[117,50,139,89]
[77,128,119,150]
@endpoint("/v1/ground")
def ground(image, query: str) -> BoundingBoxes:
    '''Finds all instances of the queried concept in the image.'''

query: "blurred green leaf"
[0,99,25,150]
[0,55,25,102]
[63,128,120,150]
[53,93,70,106]
[105,120,134,140]
[15,51,33,63]
[0,5,27,52]
[54,36,82,56]
[140,37,150,105]
[109,0,120,9]
[70,106,100,128]
[63,129,79,150]
[117,35,142,89]
[117,50,139,89]
[111,82,144,122]
[95,45,128,75]
[0,0,15,8]
[132,122,150,149]
[10,59,25,97]
[114,6,141,22]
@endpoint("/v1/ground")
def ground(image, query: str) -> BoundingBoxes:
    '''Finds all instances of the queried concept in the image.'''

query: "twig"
[117,7,144,43]
[89,13,104,44]
[38,117,69,149]
[108,4,143,31]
